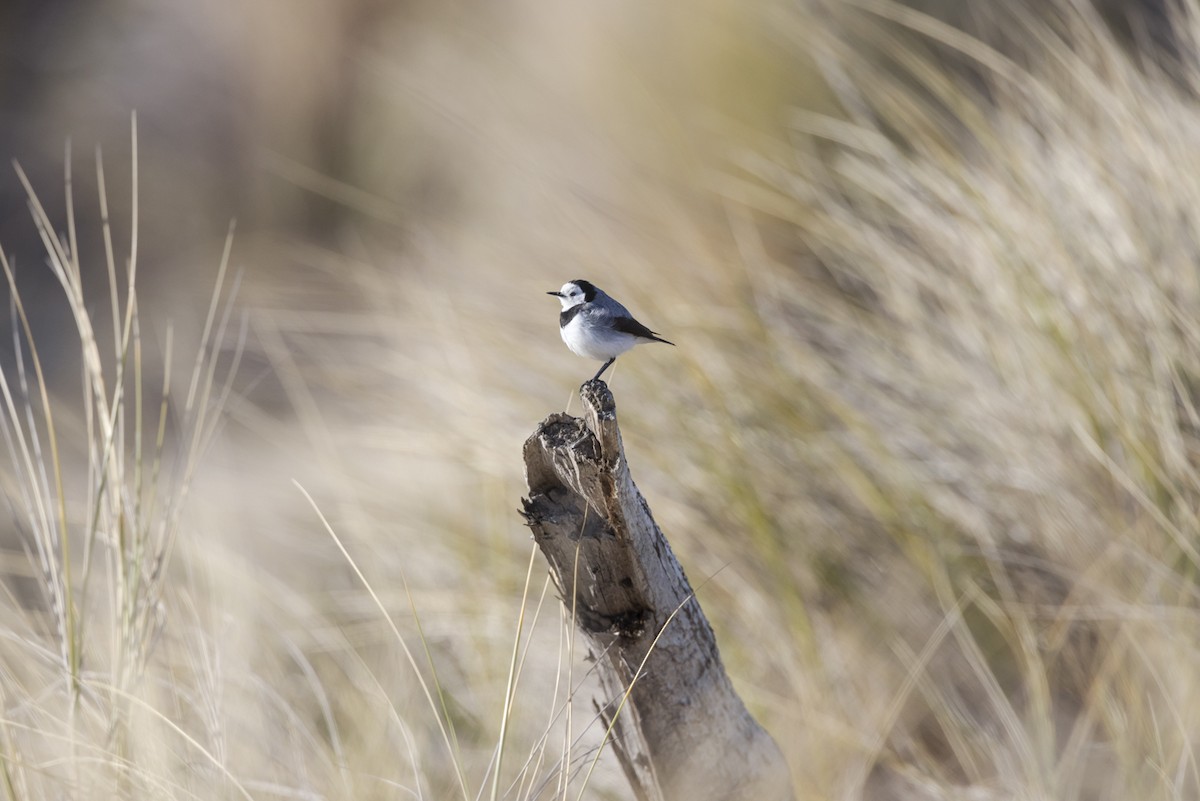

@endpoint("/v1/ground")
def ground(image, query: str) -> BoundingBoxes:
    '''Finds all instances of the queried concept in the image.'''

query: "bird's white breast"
[560,311,638,361]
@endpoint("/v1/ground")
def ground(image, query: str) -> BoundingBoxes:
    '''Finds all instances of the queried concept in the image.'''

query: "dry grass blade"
[0,130,245,798]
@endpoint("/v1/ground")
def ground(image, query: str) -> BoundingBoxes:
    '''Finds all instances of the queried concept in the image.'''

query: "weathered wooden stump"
[521,379,794,801]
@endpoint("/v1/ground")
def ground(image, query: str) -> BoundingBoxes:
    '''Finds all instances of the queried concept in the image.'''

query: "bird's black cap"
[570,279,597,301]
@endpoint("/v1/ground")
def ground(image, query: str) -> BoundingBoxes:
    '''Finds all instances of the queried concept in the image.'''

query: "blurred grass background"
[2,0,1199,799]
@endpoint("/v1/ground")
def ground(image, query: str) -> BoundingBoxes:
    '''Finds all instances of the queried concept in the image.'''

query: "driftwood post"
[521,379,794,801]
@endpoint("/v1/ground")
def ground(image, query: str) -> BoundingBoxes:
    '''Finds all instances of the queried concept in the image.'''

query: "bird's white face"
[550,282,587,310]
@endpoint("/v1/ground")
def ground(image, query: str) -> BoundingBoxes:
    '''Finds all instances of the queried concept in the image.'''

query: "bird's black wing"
[612,315,675,346]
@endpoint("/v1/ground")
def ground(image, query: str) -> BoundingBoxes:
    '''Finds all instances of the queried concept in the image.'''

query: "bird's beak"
[547,291,563,297]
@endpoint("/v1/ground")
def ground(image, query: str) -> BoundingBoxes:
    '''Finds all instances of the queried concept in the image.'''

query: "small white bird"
[547,279,674,381]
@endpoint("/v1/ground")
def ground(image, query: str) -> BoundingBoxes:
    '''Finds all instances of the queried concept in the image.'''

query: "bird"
[547,279,674,381]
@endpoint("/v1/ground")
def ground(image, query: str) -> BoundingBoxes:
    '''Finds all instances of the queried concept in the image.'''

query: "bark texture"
[520,379,794,801]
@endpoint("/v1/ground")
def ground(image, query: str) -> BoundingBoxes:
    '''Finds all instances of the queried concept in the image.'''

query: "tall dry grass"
[5,2,1200,800]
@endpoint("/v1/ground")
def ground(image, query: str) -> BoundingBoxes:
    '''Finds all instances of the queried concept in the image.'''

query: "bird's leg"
[592,358,616,381]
